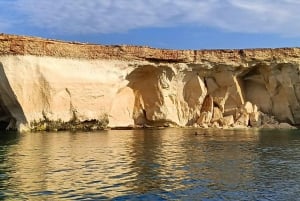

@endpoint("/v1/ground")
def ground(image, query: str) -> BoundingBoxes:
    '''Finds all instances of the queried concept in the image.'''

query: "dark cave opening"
[0,105,14,131]
[0,121,9,130]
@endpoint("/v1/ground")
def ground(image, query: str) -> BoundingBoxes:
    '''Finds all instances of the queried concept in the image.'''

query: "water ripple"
[0,129,300,200]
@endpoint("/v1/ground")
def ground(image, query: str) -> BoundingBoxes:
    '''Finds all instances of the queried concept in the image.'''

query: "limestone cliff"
[0,33,300,131]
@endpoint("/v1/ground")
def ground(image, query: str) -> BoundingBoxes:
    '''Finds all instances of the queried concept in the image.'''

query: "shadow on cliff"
[0,62,27,131]
[126,65,175,126]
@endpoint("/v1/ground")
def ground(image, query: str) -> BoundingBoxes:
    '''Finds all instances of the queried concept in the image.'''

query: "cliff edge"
[0,33,299,131]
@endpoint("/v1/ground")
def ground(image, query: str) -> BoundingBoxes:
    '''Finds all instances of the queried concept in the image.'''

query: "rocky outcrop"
[0,34,299,131]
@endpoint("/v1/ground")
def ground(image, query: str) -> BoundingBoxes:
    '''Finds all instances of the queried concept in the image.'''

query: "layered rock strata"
[0,34,299,131]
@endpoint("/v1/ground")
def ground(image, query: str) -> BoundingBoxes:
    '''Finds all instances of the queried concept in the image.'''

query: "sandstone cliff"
[0,33,299,131]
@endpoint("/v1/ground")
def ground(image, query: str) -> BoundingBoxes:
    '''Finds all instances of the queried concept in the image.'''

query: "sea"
[0,128,300,200]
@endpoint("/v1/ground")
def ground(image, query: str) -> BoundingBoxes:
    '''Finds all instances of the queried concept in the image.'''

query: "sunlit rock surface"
[0,34,299,131]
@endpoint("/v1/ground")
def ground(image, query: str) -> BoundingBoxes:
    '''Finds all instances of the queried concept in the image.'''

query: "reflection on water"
[0,129,300,200]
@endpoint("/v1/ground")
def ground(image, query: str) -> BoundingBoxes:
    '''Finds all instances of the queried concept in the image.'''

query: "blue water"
[0,128,300,200]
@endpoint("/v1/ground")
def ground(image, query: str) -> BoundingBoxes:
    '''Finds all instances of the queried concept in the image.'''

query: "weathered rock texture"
[0,33,300,131]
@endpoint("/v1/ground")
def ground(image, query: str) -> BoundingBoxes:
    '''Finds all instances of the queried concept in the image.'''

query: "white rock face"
[0,55,214,130]
[0,56,135,130]
[1,51,300,131]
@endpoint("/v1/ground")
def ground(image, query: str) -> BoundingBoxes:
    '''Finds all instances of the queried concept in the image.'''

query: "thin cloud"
[5,0,300,36]
[0,1,18,32]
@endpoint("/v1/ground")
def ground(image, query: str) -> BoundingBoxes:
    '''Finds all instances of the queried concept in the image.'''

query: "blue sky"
[1,0,300,50]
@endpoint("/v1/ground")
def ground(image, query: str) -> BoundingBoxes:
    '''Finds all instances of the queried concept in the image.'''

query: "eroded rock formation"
[0,33,299,131]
